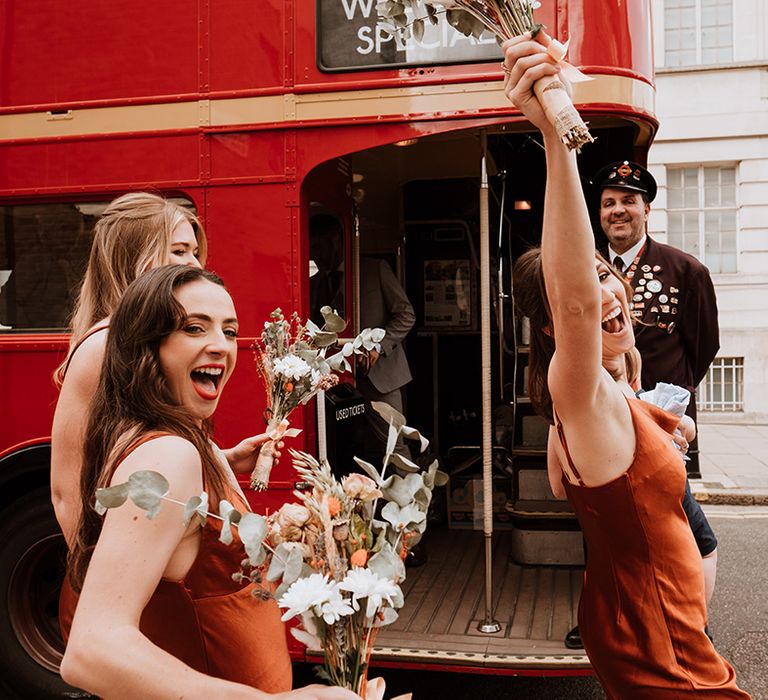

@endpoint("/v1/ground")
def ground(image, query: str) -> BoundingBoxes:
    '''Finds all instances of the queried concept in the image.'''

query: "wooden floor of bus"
[373,527,589,666]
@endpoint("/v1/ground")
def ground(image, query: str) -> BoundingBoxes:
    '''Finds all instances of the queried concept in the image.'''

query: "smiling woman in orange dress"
[502,31,750,699]
[60,264,356,699]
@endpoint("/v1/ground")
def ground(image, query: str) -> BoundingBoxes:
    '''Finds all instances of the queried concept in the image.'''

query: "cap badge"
[617,163,632,178]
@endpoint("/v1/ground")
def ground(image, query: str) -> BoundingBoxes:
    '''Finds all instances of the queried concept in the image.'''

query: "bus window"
[0,198,197,332]
[309,213,345,327]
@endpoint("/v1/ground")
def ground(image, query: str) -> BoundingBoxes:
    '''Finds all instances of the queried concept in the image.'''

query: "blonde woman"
[52,192,266,547]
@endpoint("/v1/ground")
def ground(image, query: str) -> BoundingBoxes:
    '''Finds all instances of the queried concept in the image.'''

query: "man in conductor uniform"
[569,161,721,646]
[563,161,722,652]
[594,160,720,477]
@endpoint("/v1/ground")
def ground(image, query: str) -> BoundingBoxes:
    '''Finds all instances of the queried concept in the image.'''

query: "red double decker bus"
[0,1,655,697]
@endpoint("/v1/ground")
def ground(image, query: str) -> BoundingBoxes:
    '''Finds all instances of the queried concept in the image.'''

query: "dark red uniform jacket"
[626,236,720,409]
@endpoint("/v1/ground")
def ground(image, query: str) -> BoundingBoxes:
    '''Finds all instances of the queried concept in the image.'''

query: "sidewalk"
[690,422,768,505]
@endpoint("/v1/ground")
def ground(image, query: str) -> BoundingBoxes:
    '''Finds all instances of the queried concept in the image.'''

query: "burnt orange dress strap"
[552,409,586,486]
[60,323,109,381]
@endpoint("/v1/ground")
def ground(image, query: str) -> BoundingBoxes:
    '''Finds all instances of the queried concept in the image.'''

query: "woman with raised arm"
[60,265,356,699]
[52,192,267,548]
[503,32,749,698]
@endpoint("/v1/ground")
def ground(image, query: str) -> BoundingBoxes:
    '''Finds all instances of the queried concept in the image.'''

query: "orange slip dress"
[59,433,292,693]
[558,397,750,699]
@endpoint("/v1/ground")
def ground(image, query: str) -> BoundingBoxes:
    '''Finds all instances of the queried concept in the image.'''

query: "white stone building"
[649,0,768,422]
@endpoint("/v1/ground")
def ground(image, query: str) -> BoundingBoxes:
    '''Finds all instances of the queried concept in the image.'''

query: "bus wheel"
[0,487,87,698]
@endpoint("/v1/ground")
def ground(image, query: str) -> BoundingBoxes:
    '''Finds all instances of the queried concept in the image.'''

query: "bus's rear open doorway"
[312,121,640,671]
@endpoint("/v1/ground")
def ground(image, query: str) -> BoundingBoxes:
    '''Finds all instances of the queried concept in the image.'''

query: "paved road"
[706,505,768,698]
[296,505,768,699]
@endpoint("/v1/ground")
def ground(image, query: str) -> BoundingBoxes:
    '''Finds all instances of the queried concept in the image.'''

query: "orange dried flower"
[327,496,341,517]
[350,548,368,567]
[285,382,294,393]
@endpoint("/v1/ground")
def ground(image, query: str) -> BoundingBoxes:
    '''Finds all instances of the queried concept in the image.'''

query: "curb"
[692,489,768,506]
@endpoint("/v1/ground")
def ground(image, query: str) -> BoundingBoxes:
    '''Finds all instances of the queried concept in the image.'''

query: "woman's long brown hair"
[513,248,635,423]
[68,265,231,592]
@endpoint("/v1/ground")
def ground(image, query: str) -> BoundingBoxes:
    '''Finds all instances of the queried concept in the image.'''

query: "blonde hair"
[55,192,207,385]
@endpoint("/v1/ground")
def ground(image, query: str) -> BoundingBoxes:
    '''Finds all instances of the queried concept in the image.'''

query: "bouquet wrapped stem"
[531,69,592,152]
[250,416,283,491]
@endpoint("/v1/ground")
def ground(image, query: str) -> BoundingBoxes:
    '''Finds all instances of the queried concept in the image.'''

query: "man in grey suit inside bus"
[357,256,416,461]
[358,256,426,567]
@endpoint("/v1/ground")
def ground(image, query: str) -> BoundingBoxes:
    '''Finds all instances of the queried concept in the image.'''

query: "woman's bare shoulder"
[112,436,204,494]
[62,328,109,390]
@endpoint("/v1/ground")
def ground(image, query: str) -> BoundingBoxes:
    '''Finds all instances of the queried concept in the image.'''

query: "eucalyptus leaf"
[94,482,130,515]
[305,319,321,337]
[218,500,242,546]
[381,473,424,507]
[384,421,399,460]
[182,492,209,527]
[378,21,397,37]
[327,352,350,372]
[371,401,406,430]
[424,459,449,489]
[368,541,404,582]
[127,470,170,520]
[290,626,322,650]
[374,607,399,627]
[267,541,302,582]
[313,330,338,348]
[412,18,425,42]
[274,579,292,600]
[389,452,420,474]
[413,487,432,510]
[382,501,426,530]
[320,306,347,333]
[283,545,304,585]
[238,512,268,566]
[352,456,382,483]
[400,425,429,453]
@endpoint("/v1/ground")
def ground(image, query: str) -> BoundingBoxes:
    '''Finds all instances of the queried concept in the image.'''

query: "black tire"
[0,487,89,699]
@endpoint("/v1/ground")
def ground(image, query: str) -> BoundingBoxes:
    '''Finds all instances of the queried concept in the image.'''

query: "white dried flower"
[273,354,312,380]
[339,568,403,618]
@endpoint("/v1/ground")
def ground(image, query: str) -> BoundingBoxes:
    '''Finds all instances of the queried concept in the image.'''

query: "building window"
[698,357,744,411]
[664,0,733,66]
[666,165,737,273]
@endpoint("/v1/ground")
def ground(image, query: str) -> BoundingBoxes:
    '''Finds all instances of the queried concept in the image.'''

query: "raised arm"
[503,34,635,486]
[503,34,603,410]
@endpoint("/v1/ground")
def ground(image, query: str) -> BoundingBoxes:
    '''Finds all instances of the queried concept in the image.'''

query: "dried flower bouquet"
[250,307,384,491]
[378,0,595,152]
[95,404,447,698]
